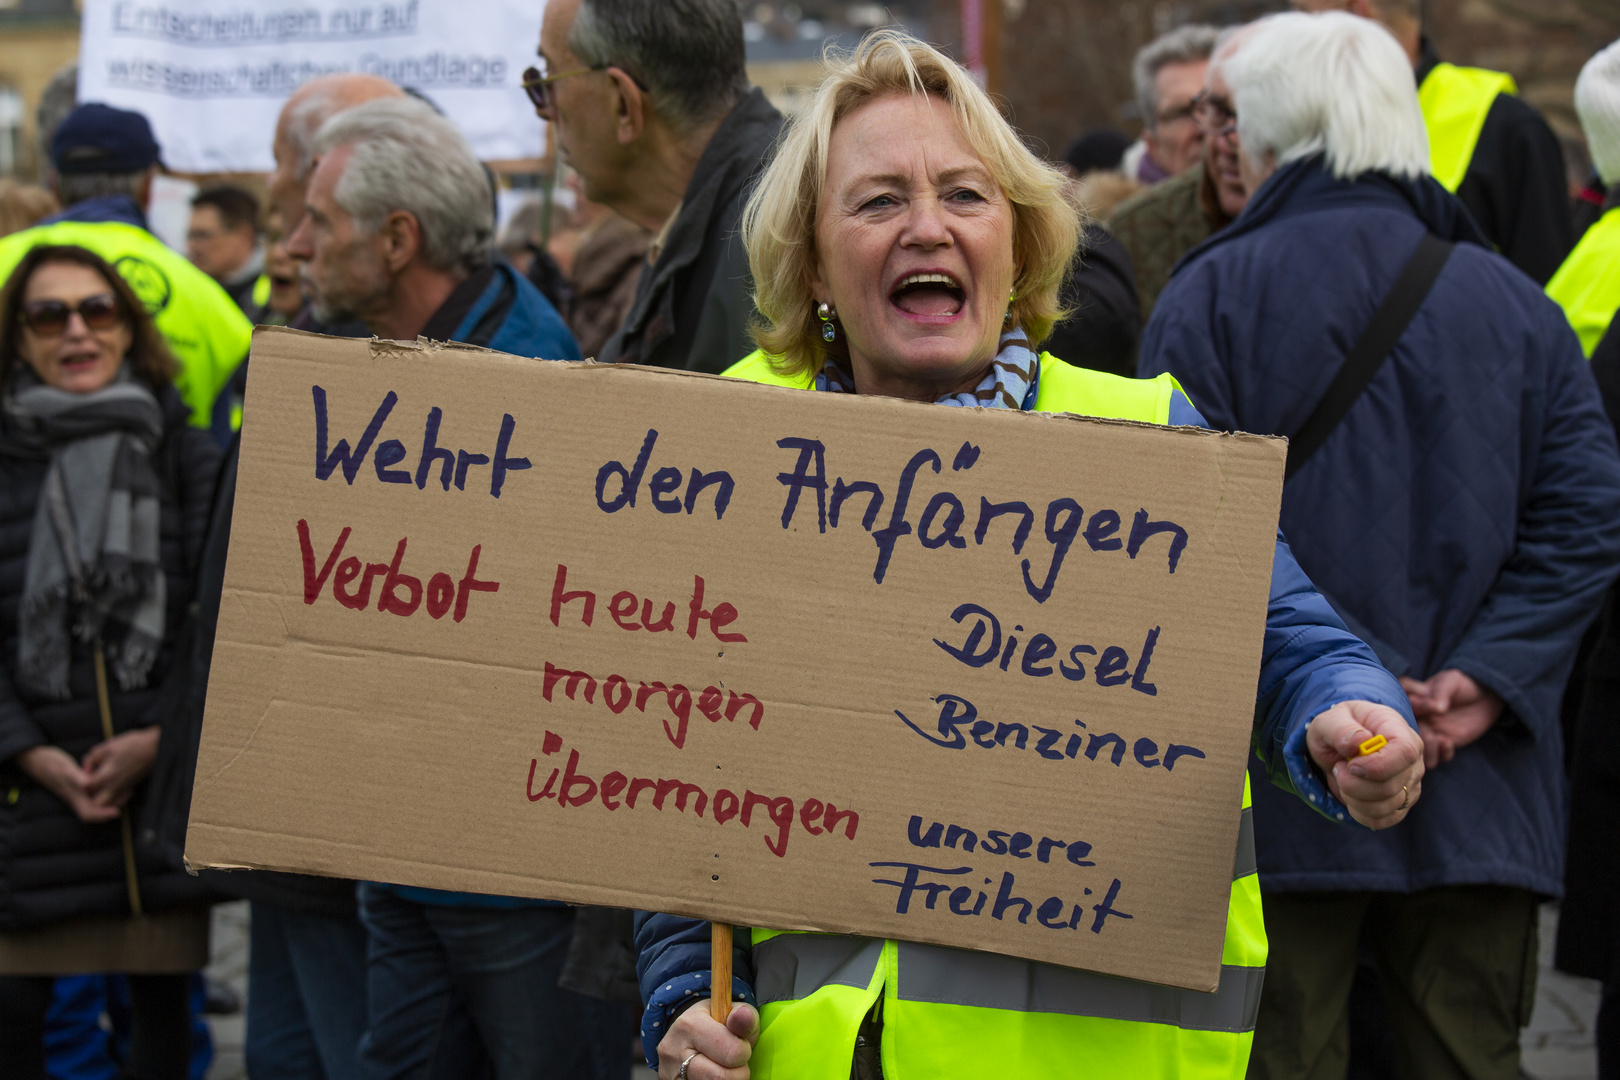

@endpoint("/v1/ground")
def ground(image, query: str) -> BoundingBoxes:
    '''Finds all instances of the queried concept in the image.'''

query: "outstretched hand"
[1400,670,1502,770]
[1306,700,1424,829]
[657,1000,760,1080]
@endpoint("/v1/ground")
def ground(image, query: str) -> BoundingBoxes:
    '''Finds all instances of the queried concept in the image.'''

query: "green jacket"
[1108,165,1231,325]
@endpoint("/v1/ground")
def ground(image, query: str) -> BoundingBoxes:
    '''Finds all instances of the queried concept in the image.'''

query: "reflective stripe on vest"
[1546,207,1620,357]
[749,779,1261,1079]
[756,881,1261,1032]
[1418,62,1517,193]
[724,349,1261,1079]
[0,220,253,428]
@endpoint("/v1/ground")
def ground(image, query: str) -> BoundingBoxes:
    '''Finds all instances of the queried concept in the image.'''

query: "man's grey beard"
[299,266,354,325]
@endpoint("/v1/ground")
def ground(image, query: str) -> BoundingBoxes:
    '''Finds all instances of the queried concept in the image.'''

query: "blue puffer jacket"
[1139,158,1620,895]
[631,391,1416,1061]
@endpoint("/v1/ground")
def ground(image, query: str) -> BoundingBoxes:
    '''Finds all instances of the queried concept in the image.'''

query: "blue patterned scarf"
[814,329,1040,409]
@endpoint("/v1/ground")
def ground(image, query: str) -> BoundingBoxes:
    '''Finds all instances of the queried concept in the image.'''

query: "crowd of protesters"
[0,0,1619,1079]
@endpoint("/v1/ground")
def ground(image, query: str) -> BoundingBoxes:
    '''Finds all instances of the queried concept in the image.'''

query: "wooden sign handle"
[711,922,732,1022]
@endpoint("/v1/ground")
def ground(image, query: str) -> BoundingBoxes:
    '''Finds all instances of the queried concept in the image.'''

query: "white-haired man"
[1139,13,1620,1079]
[1292,0,1571,284]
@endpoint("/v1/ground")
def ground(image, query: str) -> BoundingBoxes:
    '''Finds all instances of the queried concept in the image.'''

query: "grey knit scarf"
[7,368,166,700]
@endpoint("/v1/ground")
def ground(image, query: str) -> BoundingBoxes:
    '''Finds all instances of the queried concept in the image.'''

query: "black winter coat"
[599,88,783,373]
[0,383,220,930]
[1556,317,1620,981]
[1044,225,1141,379]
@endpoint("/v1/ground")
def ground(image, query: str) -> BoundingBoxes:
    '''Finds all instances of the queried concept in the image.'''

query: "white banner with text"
[78,0,545,172]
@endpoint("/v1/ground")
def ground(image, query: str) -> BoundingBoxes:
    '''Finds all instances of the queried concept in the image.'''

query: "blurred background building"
[0,0,78,180]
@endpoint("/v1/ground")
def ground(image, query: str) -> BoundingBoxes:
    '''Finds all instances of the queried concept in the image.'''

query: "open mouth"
[890,271,965,318]
[57,351,101,371]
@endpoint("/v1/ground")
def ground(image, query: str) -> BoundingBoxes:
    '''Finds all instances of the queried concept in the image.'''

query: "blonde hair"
[743,29,1082,379]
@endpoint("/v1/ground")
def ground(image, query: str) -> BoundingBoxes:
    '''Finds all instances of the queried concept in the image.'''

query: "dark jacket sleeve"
[1251,534,1416,821]
[0,463,48,760]
[1458,94,1574,286]
[138,422,220,732]
[0,674,46,764]
[173,425,222,579]
[1589,317,1620,435]
[633,911,757,1067]
[1442,312,1620,733]
[1579,319,1620,687]
[1042,226,1141,378]
[683,204,758,376]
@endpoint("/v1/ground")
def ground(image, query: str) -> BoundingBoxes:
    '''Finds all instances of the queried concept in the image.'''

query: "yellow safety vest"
[0,220,253,429]
[723,349,1265,1080]
[1546,207,1620,357]
[251,272,271,311]
[1418,62,1518,194]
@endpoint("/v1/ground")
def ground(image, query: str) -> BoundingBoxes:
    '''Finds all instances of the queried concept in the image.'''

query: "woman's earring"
[818,300,837,343]
[1005,288,1016,325]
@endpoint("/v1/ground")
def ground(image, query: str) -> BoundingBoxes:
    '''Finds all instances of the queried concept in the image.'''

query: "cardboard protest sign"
[77,0,545,172]
[186,327,1286,992]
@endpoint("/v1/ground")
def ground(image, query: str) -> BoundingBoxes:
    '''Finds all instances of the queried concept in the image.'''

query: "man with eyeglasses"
[1109,25,1254,326]
[1125,25,1220,185]
[529,0,781,371]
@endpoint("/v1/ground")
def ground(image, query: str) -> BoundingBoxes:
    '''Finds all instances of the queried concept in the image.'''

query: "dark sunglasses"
[521,62,646,111]
[22,293,125,337]
[521,63,603,110]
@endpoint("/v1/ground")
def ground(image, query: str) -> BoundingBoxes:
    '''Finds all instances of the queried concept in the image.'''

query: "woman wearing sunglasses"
[0,245,220,1079]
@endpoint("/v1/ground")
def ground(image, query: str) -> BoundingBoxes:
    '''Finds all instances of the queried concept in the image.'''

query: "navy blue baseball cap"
[52,103,162,175]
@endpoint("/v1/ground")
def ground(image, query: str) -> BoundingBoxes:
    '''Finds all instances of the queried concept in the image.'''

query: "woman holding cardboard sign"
[633,30,1426,1080]
[0,245,220,1078]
